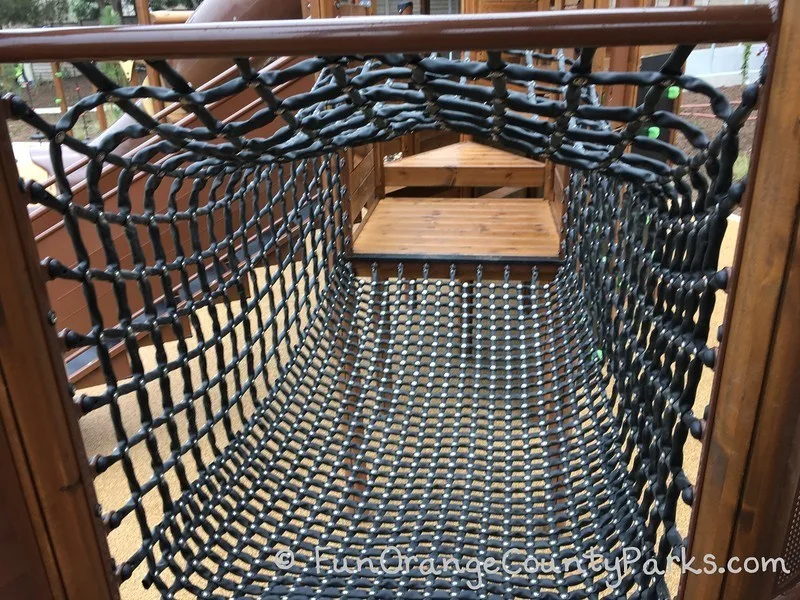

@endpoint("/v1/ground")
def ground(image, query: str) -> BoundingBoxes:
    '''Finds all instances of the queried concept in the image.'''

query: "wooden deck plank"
[351,197,560,261]
[384,141,545,188]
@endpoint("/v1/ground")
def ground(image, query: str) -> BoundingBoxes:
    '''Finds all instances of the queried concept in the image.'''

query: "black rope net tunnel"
[6,43,759,599]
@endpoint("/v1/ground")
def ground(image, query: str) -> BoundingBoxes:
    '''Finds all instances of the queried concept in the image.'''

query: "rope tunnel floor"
[105,264,681,600]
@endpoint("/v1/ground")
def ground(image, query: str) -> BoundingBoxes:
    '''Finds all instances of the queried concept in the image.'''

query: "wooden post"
[724,192,800,600]
[400,132,419,157]
[682,1,798,599]
[50,62,67,114]
[0,100,117,599]
[93,85,108,132]
[0,404,56,600]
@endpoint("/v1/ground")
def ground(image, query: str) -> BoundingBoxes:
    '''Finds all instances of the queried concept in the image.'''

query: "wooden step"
[383,141,545,188]
[351,197,561,278]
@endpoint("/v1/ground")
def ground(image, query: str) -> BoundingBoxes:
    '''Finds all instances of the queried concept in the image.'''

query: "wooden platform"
[351,197,560,264]
[383,141,545,188]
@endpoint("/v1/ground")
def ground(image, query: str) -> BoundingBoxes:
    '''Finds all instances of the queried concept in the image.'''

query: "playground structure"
[0,2,798,600]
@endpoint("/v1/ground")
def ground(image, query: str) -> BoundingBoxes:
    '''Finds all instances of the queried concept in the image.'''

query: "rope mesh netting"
[8,44,759,599]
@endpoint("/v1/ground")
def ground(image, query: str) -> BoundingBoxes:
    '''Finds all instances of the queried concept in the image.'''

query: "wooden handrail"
[0,6,774,63]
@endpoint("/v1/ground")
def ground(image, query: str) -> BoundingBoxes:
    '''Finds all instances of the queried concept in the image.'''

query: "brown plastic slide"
[27,0,312,388]
[171,0,302,90]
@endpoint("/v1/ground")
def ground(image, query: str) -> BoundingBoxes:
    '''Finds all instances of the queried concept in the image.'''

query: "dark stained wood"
[0,100,117,598]
[683,1,799,599]
[775,579,800,600]
[373,141,385,199]
[0,7,774,63]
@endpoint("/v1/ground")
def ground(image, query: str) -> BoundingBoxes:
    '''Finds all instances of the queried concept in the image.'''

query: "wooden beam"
[723,182,800,600]
[0,396,57,600]
[0,100,117,599]
[714,2,800,596]
[682,1,797,599]
[92,84,108,132]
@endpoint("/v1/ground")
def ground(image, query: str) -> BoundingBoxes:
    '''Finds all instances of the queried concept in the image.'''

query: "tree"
[0,0,68,26]
[69,0,99,21]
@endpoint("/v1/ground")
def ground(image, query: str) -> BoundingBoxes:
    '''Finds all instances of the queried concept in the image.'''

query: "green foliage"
[107,103,122,121]
[68,0,98,21]
[95,6,126,85]
[99,3,119,24]
[741,43,753,86]
[0,63,22,93]
[98,59,126,85]
[0,0,68,26]
[733,154,750,182]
